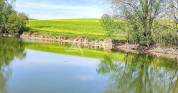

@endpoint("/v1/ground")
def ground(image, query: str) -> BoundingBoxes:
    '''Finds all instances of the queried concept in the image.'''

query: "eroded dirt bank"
[21,32,178,60]
[20,32,113,50]
[116,44,178,59]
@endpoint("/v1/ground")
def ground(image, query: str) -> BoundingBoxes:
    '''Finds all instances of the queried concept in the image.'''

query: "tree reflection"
[97,53,178,93]
[0,37,25,93]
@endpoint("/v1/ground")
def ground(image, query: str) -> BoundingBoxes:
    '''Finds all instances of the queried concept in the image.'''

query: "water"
[0,37,178,93]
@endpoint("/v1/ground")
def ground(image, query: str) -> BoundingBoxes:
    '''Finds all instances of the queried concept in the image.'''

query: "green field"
[28,19,126,40]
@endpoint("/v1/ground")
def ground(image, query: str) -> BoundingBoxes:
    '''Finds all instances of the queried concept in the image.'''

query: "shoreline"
[20,32,113,50]
[116,44,178,59]
[20,32,178,60]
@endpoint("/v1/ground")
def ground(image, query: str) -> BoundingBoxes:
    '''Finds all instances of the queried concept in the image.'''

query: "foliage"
[100,14,115,38]
[170,0,178,25]
[105,0,178,46]
[152,20,178,46]
[101,14,127,39]
[0,0,28,35]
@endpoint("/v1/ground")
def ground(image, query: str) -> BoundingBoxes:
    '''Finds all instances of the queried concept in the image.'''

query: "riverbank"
[20,32,113,50]
[0,33,19,37]
[116,44,178,59]
[20,32,178,60]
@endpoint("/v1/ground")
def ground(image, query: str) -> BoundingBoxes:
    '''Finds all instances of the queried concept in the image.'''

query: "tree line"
[101,0,178,47]
[0,0,28,36]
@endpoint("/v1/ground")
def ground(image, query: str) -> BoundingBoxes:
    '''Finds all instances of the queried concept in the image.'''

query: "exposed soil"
[116,43,178,59]
[20,32,113,50]
[20,32,178,60]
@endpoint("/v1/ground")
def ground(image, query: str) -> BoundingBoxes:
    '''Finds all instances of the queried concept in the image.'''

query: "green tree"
[101,14,124,40]
[17,13,29,34]
[6,12,28,35]
[0,0,28,36]
[101,14,115,38]
[6,12,17,34]
[170,0,178,32]
[0,0,6,34]
[107,0,177,46]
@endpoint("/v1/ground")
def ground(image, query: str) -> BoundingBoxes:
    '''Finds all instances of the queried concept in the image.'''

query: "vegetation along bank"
[0,0,28,36]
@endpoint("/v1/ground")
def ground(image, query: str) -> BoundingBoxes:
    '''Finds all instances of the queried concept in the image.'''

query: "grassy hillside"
[28,19,126,40]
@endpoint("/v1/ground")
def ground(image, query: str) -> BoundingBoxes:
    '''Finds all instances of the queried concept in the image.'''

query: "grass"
[28,19,126,40]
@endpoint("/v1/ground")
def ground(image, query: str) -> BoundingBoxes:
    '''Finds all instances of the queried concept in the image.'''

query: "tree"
[0,0,13,33]
[109,0,172,46]
[170,0,178,31]
[0,0,6,34]
[101,14,125,40]
[6,12,28,35]
[0,0,28,35]
[17,13,29,34]
[101,14,115,38]
[6,12,17,34]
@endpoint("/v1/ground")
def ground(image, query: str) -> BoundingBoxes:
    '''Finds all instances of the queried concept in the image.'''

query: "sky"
[15,0,110,19]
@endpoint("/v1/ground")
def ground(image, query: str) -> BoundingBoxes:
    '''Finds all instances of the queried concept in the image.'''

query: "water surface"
[0,37,178,93]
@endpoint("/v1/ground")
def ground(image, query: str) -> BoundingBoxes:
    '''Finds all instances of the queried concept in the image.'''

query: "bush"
[0,0,28,35]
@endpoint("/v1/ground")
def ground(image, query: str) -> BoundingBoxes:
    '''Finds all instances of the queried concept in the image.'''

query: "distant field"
[28,19,126,40]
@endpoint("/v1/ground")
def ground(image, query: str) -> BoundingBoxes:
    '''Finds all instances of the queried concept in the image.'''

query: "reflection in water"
[97,53,178,93]
[0,37,25,93]
[26,41,178,93]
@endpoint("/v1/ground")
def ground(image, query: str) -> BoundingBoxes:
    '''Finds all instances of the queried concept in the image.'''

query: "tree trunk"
[0,28,2,36]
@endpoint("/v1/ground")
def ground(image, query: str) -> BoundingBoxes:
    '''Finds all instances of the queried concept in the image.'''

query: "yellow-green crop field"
[28,19,126,40]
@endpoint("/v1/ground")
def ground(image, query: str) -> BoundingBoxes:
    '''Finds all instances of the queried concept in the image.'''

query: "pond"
[0,37,178,93]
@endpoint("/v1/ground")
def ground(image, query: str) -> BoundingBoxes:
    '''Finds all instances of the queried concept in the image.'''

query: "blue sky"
[15,0,110,19]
